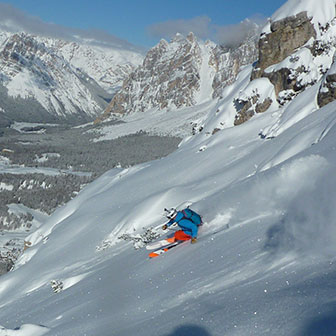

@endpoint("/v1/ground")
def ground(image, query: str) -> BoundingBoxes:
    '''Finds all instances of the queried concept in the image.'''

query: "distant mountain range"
[100,28,259,121]
[0,29,143,126]
[3,2,336,137]
[0,23,261,126]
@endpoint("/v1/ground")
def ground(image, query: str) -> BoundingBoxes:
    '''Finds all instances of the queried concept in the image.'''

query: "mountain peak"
[186,32,196,42]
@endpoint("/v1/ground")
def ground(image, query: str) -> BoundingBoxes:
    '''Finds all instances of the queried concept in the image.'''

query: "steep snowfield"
[0,56,336,335]
[193,42,217,104]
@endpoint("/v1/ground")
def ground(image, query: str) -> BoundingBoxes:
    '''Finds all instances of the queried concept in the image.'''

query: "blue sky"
[0,0,288,48]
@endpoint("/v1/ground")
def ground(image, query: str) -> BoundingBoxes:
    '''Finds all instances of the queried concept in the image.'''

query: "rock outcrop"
[234,78,277,126]
[234,6,336,125]
[252,12,316,81]
[318,60,336,107]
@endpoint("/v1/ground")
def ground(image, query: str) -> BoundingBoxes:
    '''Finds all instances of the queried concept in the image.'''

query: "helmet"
[164,208,177,219]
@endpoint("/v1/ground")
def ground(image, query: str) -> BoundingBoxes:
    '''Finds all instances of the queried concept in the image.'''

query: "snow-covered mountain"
[41,38,143,94]
[0,30,143,124]
[2,1,336,335]
[100,31,258,120]
[0,23,257,125]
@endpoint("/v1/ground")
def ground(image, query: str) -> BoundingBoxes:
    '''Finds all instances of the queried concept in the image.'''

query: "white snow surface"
[0,182,13,191]
[194,41,217,104]
[0,57,336,335]
[10,122,59,133]
[259,82,319,139]
[0,324,49,336]
[93,100,217,141]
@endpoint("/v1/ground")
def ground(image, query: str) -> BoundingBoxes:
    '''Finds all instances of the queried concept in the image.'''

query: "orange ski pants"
[174,230,192,241]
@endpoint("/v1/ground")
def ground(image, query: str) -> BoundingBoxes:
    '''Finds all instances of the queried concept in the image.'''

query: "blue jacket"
[167,208,202,238]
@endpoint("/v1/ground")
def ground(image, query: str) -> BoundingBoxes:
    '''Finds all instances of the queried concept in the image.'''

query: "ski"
[146,237,176,250]
[148,241,181,258]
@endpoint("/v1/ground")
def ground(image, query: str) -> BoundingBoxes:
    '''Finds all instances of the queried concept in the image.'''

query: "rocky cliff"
[318,58,336,107]
[252,12,316,83]
[99,32,258,121]
[234,0,336,125]
[100,33,207,119]
[211,25,259,99]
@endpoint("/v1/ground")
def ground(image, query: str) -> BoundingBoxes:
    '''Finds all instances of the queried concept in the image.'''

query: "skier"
[162,207,202,244]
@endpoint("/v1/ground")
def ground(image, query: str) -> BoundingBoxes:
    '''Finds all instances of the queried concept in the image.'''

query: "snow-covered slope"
[1,54,336,335]
[1,1,336,335]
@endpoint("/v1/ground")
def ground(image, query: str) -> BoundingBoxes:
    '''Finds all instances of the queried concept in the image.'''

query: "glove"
[191,237,197,244]
[162,224,168,230]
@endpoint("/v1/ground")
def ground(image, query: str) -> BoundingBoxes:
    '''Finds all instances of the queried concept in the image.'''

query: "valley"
[0,120,181,273]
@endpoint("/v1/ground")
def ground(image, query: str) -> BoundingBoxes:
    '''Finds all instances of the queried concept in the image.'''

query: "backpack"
[180,208,202,226]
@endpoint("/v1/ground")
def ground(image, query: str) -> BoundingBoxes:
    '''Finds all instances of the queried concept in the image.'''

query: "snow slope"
[0,54,336,335]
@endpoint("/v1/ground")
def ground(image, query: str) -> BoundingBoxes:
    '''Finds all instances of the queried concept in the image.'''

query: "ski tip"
[149,252,160,258]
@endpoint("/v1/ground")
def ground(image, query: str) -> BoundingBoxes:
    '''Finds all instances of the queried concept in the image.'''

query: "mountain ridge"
[99,30,259,121]
[0,29,143,124]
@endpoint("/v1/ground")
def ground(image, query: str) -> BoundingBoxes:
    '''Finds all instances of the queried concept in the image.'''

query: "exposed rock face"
[211,35,258,98]
[255,97,273,113]
[235,9,336,125]
[252,12,316,80]
[233,78,276,126]
[100,33,206,119]
[0,33,105,121]
[42,38,142,94]
[0,261,7,275]
[251,11,319,100]
[318,61,336,107]
[233,100,255,126]
[99,31,259,121]
[231,12,317,125]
